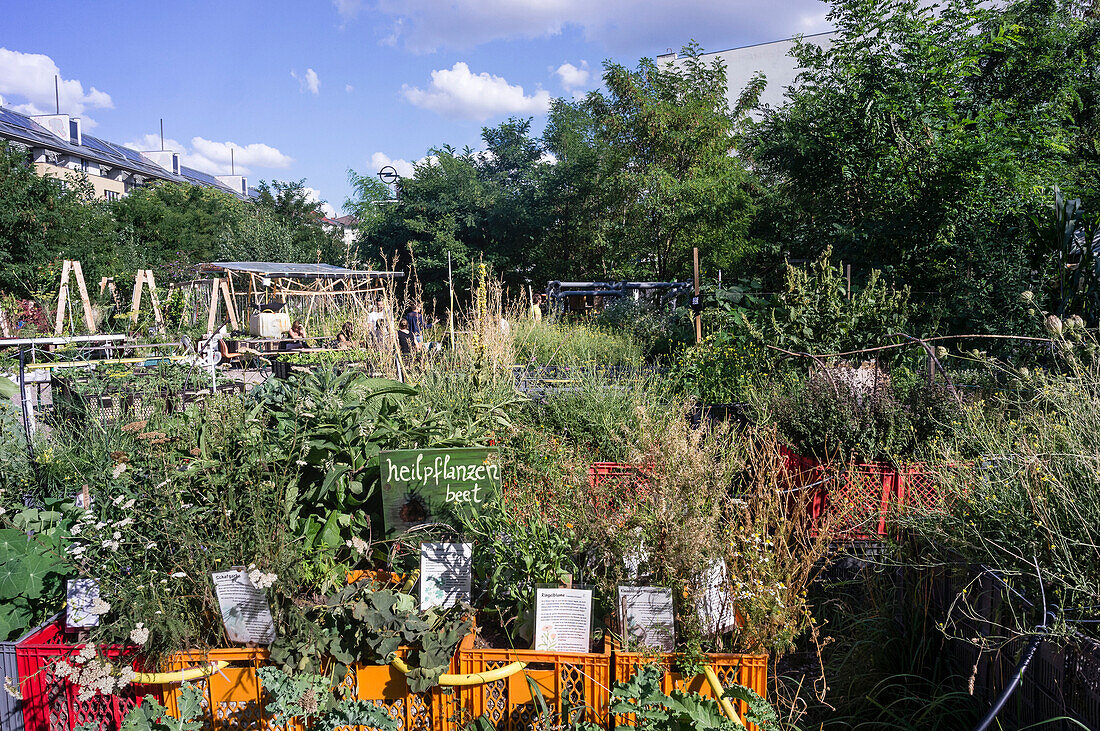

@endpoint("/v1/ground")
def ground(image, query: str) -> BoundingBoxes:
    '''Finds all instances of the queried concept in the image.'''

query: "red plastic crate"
[16,620,158,731]
[781,451,949,541]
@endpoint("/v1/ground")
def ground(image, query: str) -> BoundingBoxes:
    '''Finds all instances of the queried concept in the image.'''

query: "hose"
[389,656,527,687]
[702,665,746,728]
[131,661,230,685]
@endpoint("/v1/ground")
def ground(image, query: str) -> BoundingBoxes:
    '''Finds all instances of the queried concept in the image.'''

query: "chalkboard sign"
[379,448,500,534]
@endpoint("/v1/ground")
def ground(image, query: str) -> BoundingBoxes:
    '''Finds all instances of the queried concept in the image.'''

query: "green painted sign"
[379,448,501,534]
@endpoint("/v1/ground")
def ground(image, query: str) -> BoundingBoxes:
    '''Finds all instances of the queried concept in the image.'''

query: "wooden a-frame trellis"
[53,259,96,335]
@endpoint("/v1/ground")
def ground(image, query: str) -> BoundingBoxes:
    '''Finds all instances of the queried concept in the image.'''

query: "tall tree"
[747,0,1100,334]
[0,141,118,298]
[585,44,756,280]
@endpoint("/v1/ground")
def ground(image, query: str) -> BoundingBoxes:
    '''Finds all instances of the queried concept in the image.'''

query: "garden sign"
[379,447,500,534]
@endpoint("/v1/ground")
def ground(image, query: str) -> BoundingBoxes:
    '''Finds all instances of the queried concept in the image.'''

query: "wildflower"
[89,598,111,616]
[247,564,277,589]
[121,420,148,433]
[345,536,369,555]
[3,676,21,700]
[129,623,149,646]
[170,571,188,579]
[111,463,127,479]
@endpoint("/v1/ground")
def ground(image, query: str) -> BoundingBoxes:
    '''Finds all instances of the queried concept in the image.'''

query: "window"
[80,158,89,172]
[104,190,121,202]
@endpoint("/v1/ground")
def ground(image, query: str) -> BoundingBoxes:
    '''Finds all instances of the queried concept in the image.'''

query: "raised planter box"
[161,647,451,731]
[15,620,156,731]
[17,620,453,731]
[613,647,768,731]
[454,633,613,729]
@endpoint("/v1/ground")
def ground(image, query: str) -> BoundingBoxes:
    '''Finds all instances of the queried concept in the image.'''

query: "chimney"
[30,114,71,143]
[141,150,181,176]
[215,175,248,195]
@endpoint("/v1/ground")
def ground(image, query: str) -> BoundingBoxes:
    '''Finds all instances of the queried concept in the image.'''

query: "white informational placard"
[534,587,593,653]
[618,586,675,652]
[212,568,276,644]
[696,559,740,635]
[420,542,473,610]
[66,578,100,629]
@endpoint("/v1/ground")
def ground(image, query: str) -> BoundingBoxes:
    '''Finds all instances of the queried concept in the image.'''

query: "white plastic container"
[249,311,291,338]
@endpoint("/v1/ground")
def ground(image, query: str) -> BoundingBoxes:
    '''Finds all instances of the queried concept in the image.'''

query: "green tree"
[585,43,756,280]
[0,141,117,297]
[110,181,248,277]
[254,179,342,264]
[747,0,1100,335]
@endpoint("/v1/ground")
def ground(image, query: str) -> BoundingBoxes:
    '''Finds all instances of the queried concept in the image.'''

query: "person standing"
[396,318,416,357]
[406,303,426,348]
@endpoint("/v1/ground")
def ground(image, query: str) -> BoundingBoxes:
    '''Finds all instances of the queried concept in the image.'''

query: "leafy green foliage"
[255,666,398,731]
[747,0,1100,337]
[269,584,471,694]
[607,665,744,731]
[0,502,71,640]
[119,685,204,731]
[0,142,118,298]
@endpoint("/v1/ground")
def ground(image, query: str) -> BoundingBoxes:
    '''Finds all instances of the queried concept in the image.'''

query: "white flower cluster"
[3,676,21,700]
[89,598,112,616]
[53,645,136,702]
[111,463,127,479]
[247,564,277,590]
[129,622,149,646]
[345,536,369,555]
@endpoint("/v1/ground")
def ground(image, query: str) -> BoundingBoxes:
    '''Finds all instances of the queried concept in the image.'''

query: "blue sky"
[0,0,830,216]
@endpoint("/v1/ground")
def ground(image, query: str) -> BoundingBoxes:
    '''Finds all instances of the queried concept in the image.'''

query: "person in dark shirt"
[406,304,426,347]
[396,318,415,356]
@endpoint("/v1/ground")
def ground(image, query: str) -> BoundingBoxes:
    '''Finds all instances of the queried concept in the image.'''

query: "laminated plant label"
[618,586,675,652]
[534,587,593,653]
[212,568,276,644]
[420,542,473,609]
[379,448,500,534]
[696,559,741,635]
[66,578,101,629]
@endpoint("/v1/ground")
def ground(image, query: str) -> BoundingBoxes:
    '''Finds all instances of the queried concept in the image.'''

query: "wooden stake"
[71,261,96,334]
[693,247,702,345]
[144,270,164,327]
[447,251,455,349]
[219,279,238,330]
[130,270,144,326]
[206,277,221,334]
[54,259,72,336]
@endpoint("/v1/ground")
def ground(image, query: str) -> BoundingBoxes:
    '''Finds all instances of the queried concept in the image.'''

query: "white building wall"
[659,32,835,115]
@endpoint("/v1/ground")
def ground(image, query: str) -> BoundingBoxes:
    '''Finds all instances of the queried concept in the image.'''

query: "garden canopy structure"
[185,262,404,333]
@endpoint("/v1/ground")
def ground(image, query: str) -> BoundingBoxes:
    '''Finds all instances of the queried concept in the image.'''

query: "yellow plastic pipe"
[389,655,527,687]
[702,665,746,728]
[131,661,230,685]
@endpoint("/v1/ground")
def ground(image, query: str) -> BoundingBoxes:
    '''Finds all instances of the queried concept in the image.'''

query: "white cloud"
[555,61,590,91]
[125,133,293,176]
[370,152,417,179]
[291,68,321,95]
[302,186,337,218]
[0,48,113,123]
[402,62,550,120]
[333,0,362,21]
[368,1,832,54]
[345,84,354,93]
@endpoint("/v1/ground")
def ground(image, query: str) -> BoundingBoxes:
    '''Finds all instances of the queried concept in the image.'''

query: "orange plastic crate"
[454,634,613,729]
[613,649,767,730]
[160,646,452,731]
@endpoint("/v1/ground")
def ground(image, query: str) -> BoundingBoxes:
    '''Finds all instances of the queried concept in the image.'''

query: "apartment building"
[0,106,255,201]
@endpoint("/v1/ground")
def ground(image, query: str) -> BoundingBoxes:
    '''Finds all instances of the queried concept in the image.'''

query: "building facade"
[0,106,255,201]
